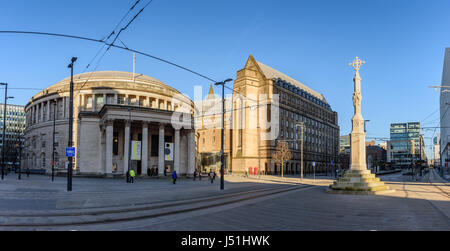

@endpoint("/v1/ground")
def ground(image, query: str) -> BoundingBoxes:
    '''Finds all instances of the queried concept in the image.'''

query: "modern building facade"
[388,122,426,167]
[440,48,450,168]
[0,104,26,169]
[230,55,340,175]
[23,71,196,177]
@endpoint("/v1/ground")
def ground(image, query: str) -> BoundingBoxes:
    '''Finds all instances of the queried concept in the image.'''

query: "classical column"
[47,100,51,121]
[54,99,58,121]
[123,121,131,175]
[141,123,148,176]
[31,105,35,124]
[187,130,195,177]
[40,103,44,122]
[114,94,118,105]
[92,94,96,112]
[103,94,107,105]
[81,94,85,111]
[105,121,114,175]
[174,129,180,174]
[158,124,165,176]
[63,97,66,119]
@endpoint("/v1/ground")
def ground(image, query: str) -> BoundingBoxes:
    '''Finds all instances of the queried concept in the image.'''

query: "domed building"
[23,71,196,177]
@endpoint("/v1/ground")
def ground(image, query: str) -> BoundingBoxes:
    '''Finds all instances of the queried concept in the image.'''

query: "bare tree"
[272,141,292,178]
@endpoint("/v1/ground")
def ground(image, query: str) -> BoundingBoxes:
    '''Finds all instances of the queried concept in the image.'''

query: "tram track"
[0,183,312,229]
[426,170,450,199]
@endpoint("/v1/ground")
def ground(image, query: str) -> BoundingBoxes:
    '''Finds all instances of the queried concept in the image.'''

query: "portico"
[79,104,195,177]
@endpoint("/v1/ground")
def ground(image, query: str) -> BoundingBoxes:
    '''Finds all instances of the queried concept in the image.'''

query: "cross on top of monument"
[349,57,365,72]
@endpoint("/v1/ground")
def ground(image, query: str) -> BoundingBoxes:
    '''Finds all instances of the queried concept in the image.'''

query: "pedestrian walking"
[126,170,130,183]
[193,170,197,181]
[199,170,202,181]
[172,170,177,184]
[210,170,215,184]
[129,169,136,183]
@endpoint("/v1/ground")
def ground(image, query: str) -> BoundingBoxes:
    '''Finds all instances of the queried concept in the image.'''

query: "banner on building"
[165,142,173,161]
[131,141,141,161]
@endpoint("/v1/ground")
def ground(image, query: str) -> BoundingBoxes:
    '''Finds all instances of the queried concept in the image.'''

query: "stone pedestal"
[327,170,395,195]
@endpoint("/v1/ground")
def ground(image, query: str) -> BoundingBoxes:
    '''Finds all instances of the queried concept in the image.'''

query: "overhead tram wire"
[0,30,218,87]
[75,0,156,91]
[106,0,154,54]
[430,103,450,144]
[78,0,146,91]
[420,108,440,124]
[84,0,142,71]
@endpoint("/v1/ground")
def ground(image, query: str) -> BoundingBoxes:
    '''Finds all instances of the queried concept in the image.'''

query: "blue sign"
[66,147,76,157]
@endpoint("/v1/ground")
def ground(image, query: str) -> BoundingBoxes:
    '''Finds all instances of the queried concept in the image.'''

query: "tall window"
[54,132,59,147]
[41,153,46,169]
[151,135,159,157]
[41,134,46,148]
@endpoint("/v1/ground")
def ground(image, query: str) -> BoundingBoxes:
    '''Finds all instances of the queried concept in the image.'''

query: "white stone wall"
[78,117,102,174]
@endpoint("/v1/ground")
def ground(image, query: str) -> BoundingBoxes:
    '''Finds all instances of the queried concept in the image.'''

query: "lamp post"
[296,122,305,181]
[1,82,14,180]
[127,108,132,183]
[67,57,77,192]
[364,120,370,133]
[215,78,233,191]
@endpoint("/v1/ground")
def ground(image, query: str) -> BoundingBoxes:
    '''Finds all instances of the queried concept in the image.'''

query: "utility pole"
[215,78,233,191]
[127,108,132,183]
[67,57,77,192]
[1,83,13,181]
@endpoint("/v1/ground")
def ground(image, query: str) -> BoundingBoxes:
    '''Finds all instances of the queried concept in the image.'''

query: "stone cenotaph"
[328,57,394,195]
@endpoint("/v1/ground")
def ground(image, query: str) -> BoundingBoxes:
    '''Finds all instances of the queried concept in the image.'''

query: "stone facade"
[231,55,340,175]
[195,85,233,173]
[23,71,195,177]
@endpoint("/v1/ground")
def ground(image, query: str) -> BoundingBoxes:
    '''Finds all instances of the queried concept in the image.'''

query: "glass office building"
[388,122,424,167]
[0,104,26,169]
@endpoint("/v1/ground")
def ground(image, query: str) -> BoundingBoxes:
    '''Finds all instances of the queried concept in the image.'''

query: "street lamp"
[215,78,233,191]
[295,122,305,181]
[364,120,370,133]
[127,108,132,183]
[0,82,14,180]
[67,57,77,192]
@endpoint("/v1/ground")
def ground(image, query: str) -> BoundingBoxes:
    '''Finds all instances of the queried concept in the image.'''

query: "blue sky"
[1,0,449,157]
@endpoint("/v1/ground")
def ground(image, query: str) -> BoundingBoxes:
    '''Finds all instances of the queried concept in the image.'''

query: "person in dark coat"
[193,170,197,181]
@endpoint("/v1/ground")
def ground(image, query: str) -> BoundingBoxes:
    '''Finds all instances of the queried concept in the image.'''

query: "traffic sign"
[65,147,76,157]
